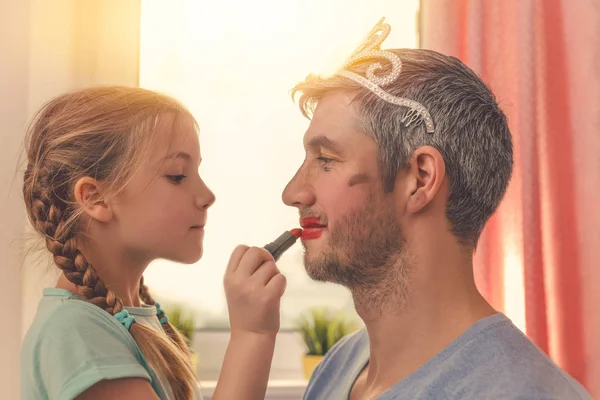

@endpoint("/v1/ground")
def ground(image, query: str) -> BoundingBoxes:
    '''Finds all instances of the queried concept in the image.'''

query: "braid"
[139,276,193,356]
[28,184,125,314]
[139,275,156,305]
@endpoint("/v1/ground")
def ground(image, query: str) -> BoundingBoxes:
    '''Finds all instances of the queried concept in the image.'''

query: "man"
[282,18,591,400]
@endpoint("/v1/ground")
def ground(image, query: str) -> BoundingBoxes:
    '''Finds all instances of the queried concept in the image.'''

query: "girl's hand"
[224,245,287,336]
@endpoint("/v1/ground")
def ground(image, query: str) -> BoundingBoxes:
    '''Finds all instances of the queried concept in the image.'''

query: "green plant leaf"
[163,303,196,348]
[295,307,358,356]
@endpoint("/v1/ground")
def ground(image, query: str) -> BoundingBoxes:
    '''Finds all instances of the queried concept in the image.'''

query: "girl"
[20,86,287,400]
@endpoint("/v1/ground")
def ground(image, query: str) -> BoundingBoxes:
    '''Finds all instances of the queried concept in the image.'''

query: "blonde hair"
[23,86,197,399]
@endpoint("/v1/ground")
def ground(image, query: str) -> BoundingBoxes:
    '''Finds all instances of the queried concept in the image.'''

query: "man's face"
[282,92,405,288]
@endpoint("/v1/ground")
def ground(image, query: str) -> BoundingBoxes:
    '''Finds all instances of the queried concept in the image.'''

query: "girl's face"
[108,113,216,264]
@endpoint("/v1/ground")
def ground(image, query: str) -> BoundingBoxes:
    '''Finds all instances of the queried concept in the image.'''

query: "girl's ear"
[73,177,113,223]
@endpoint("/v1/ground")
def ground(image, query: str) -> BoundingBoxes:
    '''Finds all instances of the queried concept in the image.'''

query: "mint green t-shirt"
[20,288,190,400]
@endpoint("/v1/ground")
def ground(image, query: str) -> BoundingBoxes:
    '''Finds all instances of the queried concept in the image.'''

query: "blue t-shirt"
[303,313,591,399]
[20,288,199,400]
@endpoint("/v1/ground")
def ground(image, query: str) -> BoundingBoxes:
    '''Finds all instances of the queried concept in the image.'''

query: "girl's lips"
[190,226,205,233]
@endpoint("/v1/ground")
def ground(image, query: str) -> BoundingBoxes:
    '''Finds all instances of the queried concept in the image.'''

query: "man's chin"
[303,253,343,284]
[304,265,332,282]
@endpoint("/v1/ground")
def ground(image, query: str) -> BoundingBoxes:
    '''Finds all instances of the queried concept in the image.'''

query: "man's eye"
[317,157,334,171]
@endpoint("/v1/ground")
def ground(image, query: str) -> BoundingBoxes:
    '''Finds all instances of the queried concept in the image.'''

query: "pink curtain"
[421,0,600,396]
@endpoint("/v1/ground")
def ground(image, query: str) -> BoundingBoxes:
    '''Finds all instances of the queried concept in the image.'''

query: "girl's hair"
[23,86,197,399]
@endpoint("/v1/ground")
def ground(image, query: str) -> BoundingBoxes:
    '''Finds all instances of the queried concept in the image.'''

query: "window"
[140,0,421,328]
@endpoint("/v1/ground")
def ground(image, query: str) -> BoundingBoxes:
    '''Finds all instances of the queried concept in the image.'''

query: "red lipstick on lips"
[300,217,327,240]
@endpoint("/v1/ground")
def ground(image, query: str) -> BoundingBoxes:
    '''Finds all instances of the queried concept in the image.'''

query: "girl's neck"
[56,237,150,307]
[55,273,144,307]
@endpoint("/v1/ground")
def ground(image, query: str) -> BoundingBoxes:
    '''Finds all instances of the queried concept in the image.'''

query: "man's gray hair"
[292,49,513,247]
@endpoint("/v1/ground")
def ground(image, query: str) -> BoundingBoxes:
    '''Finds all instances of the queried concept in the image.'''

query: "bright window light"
[140,0,430,328]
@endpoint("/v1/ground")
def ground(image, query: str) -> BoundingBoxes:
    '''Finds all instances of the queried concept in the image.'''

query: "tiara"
[334,18,435,133]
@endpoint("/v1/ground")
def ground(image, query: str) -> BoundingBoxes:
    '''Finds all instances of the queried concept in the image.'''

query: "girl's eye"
[166,174,187,184]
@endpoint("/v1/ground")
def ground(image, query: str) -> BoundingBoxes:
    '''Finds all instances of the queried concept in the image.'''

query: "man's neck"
[349,256,496,399]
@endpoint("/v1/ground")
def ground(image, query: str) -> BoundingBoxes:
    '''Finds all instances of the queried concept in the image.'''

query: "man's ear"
[403,146,446,214]
[73,177,113,223]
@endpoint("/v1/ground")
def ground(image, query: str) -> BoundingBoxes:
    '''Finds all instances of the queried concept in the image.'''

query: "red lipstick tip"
[290,228,303,239]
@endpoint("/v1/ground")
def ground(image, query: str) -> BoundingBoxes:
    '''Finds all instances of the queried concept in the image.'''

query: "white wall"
[0,1,140,396]
[0,1,30,397]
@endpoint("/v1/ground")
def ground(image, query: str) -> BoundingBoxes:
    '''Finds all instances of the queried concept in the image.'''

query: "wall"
[0,1,140,396]
[0,1,31,397]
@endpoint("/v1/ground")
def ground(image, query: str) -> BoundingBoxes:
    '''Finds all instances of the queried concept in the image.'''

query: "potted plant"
[163,304,198,371]
[296,307,359,379]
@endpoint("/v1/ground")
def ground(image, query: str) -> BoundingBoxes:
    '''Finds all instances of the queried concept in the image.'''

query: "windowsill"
[193,331,307,381]
[199,380,308,399]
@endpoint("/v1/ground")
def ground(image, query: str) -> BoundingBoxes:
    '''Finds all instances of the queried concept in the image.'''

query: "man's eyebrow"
[306,135,343,153]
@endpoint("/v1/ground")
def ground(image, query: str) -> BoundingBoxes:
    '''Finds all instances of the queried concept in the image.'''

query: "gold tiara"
[335,18,435,133]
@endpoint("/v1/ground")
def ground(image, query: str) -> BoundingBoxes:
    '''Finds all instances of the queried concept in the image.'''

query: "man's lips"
[300,217,326,240]
[300,217,327,229]
[301,228,324,240]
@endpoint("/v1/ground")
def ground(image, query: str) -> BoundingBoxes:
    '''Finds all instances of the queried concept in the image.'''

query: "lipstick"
[300,217,327,240]
[264,229,302,261]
